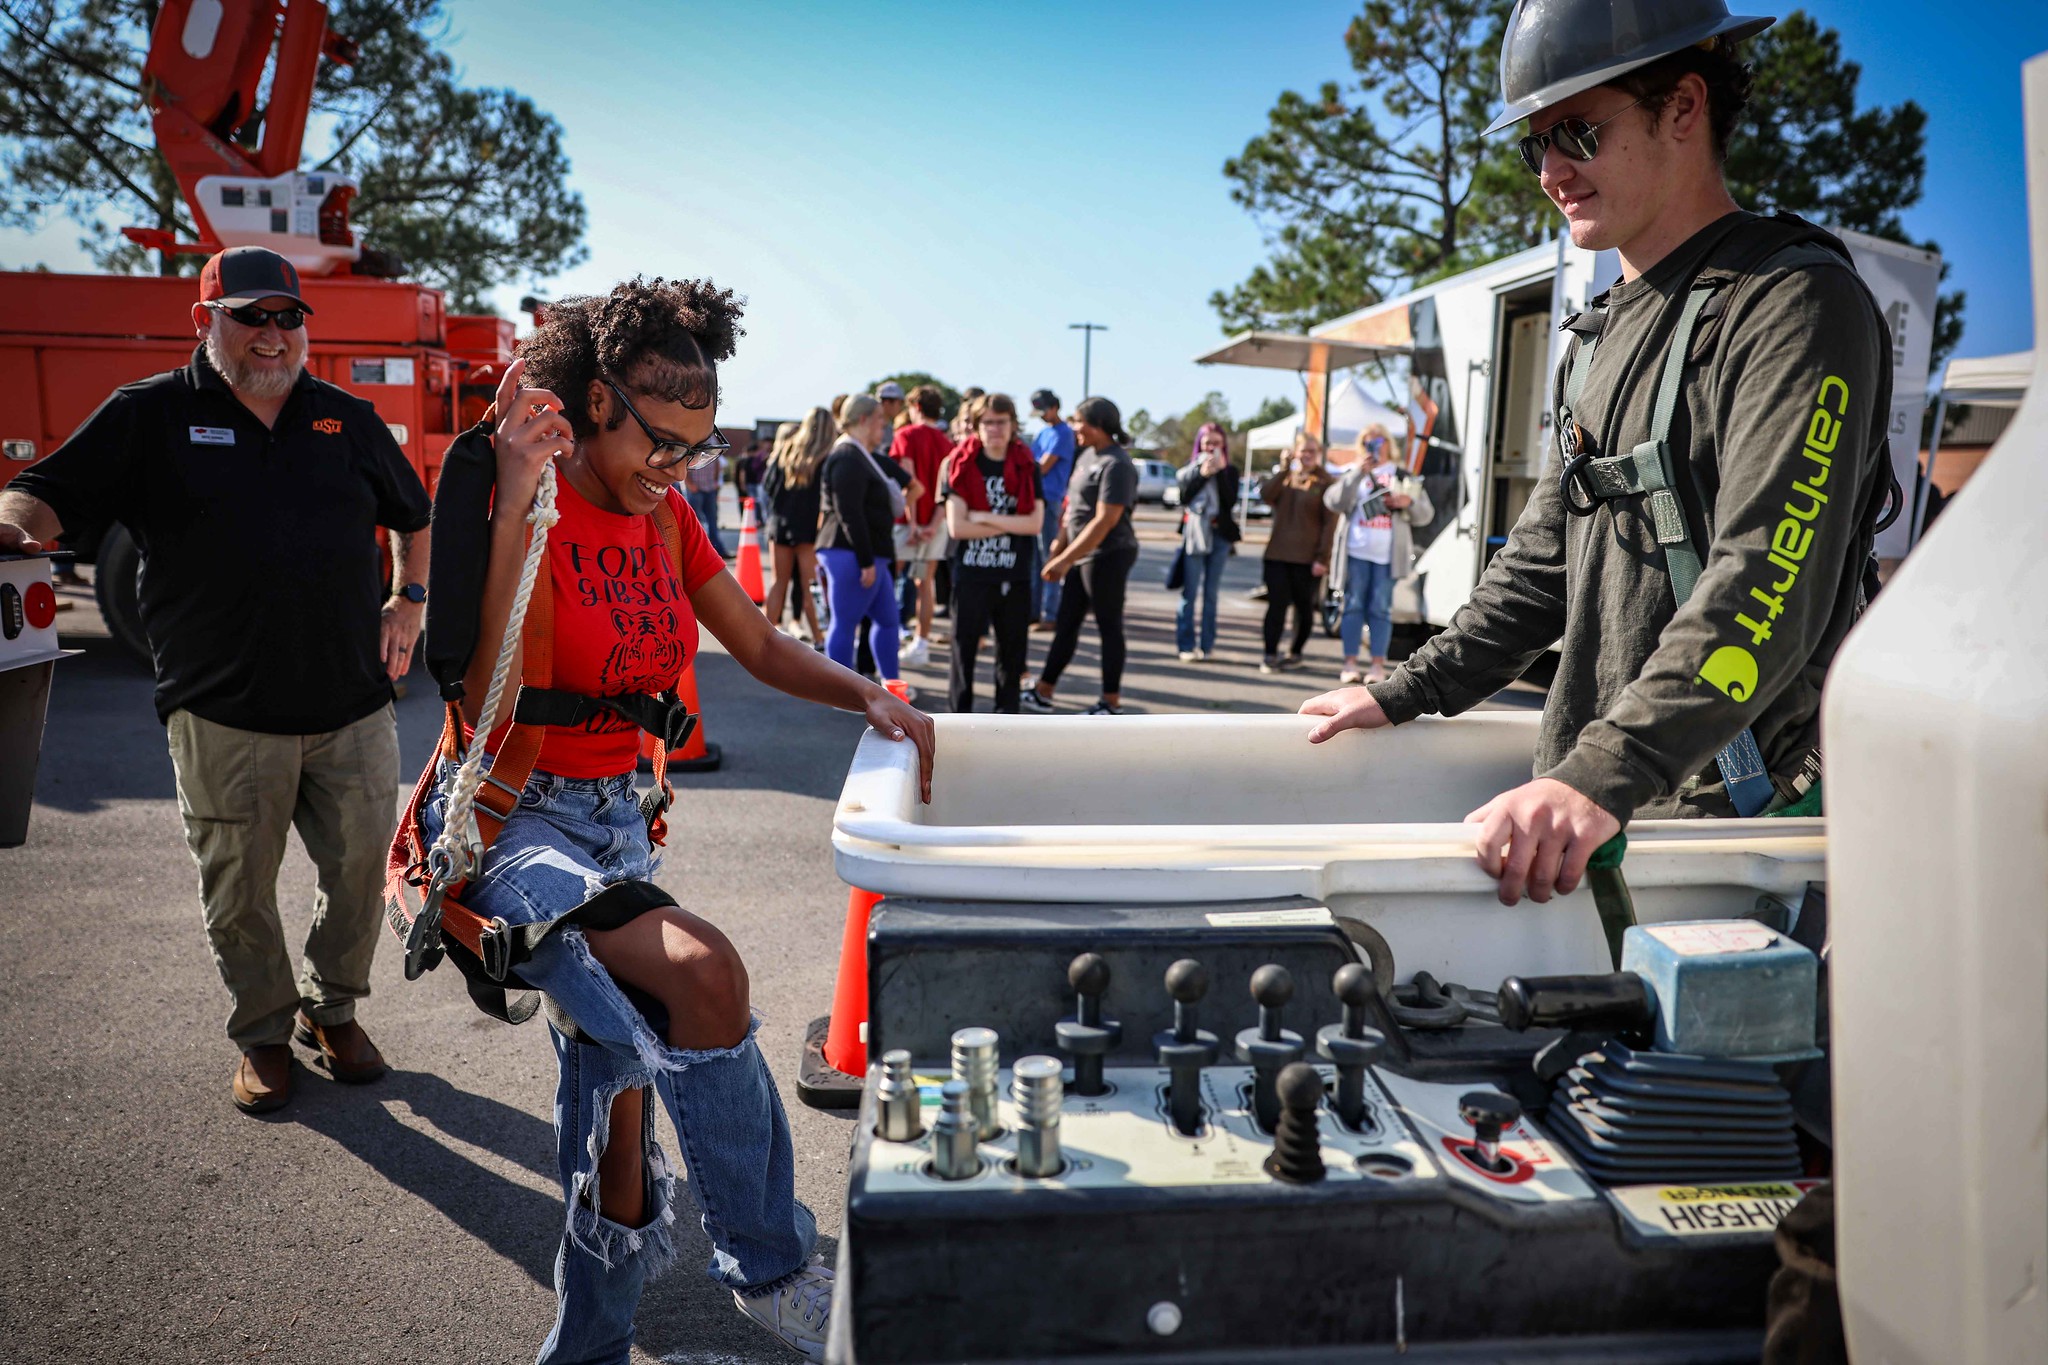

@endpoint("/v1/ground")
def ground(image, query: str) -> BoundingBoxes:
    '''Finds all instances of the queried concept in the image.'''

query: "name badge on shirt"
[188,426,236,446]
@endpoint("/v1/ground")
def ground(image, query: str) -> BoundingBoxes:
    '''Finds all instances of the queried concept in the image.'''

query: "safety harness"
[382,417,697,1024]
[1550,213,1898,817]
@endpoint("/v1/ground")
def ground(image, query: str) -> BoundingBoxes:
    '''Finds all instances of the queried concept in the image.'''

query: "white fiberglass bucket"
[833,712,1823,985]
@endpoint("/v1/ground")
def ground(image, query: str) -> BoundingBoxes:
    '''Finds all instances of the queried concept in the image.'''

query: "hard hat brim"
[1483,13,1775,137]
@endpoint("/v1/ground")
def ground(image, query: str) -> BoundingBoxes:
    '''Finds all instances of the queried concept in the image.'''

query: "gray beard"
[205,331,301,401]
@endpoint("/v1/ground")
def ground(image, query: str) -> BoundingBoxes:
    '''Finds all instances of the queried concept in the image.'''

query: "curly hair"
[1610,37,1754,163]
[519,276,745,438]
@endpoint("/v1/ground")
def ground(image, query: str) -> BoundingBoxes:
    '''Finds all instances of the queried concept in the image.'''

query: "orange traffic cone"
[798,885,883,1108]
[736,497,766,605]
[638,657,722,773]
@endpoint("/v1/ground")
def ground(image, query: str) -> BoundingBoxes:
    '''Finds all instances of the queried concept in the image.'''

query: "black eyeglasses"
[1517,97,1647,175]
[602,377,728,470]
[207,301,306,330]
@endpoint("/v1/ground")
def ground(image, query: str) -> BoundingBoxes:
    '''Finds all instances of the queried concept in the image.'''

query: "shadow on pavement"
[288,1067,563,1287]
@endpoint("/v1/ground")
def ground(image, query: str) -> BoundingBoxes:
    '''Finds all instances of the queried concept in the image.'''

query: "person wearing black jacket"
[1174,421,1241,662]
[817,393,915,680]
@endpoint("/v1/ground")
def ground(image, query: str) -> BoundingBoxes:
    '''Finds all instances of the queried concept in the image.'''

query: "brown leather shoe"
[232,1045,293,1114]
[293,1013,388,1084]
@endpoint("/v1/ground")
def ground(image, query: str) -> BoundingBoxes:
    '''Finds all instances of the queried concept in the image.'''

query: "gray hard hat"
[1484,0,1775,136]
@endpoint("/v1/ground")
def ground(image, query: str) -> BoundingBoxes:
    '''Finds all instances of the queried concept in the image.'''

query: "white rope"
[428,459,561,884]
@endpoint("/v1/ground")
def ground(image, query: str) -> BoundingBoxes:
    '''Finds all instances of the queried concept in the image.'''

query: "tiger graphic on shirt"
[598,606,686,704]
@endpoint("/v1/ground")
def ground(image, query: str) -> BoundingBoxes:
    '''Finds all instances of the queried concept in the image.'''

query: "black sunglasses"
[602,377,728,471]
[208,301,306,330]
[1517,97,1647,175]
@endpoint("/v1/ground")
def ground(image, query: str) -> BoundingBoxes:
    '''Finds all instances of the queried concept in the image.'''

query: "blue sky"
[5,1,2045,428]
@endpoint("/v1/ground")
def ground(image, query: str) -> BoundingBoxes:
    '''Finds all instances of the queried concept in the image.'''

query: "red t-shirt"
[482,481,725,778]
[889,422,951,526]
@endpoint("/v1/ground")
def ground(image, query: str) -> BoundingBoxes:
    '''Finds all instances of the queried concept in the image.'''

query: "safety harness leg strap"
[1556,278,1776,818]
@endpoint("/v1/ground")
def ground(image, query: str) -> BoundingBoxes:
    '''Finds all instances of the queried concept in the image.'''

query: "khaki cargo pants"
[167,705,399,1050]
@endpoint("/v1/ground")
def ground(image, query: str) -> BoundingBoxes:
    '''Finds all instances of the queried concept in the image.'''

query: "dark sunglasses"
[602,377,728,471]
[1517,97,1647,175]
[208,301,306,330]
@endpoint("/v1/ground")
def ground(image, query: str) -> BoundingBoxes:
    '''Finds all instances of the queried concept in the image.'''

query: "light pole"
[1068,322,1108,399]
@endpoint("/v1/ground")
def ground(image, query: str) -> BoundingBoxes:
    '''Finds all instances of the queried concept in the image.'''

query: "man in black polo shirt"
[0,246,433,1114]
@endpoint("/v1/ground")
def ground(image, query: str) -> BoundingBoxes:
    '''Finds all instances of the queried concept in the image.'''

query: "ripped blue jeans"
[422,764,815,1365]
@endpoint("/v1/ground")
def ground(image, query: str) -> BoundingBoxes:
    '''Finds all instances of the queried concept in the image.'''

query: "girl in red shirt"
[423,278,931,1363]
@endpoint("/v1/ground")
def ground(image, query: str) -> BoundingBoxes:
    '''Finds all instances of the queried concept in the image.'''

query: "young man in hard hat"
[1304,2,1895,906]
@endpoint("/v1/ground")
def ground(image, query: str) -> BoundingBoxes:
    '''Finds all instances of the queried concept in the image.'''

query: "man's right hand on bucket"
[1299,685,1391,743]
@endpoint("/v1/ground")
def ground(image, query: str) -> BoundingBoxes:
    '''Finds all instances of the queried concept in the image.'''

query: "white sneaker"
[1177,650,1199,662]
[901,636,931,667]
[734,1257,833,1362]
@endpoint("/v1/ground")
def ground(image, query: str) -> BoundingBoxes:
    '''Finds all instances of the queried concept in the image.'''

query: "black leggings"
[950,576,1031,713]
[1039,545,1137,697]
[1262,559,1319,656]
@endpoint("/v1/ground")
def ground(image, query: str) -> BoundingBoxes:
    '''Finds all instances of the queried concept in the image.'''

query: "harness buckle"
[404,877,449,981]
[1559,451,1601,518]
[639,781,674,831]
[479,916,515,981]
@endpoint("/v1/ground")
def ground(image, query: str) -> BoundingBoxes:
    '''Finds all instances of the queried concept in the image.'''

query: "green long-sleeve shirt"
[1369,213,1892,824]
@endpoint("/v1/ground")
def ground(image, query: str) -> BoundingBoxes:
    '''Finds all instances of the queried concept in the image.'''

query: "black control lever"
[1236,964,1306,1134]
[1154,959,1219,1136]
[1496,972,1654,1040]
[1315,963,1386,1133]
[1056,953,1121,1096]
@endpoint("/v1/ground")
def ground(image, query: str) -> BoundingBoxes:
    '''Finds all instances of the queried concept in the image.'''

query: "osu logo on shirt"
[312,418,344,435]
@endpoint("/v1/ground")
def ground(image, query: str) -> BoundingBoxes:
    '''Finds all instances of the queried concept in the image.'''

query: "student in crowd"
[1259,428,1334,673]
[763,408,832,644]
[889,385,952,668]
[940,392,1042,713]
[950,386,986,443]
[818,393,917,684]
[1027,389,1075,630]
[682,425,731,559]
[1173,421,1240,663]
[1324,424,1432,684]
[1025,396,1140,716]
[875,379,907,431]
[735,431,769,528]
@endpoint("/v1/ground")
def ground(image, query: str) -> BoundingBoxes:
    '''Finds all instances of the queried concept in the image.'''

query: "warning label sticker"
[1204,907,1334,928]
[1610,1181,1822,1239]
[1643,921,1780,957]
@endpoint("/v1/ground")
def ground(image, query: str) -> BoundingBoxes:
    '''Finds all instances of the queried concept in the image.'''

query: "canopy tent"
[1245,375,1406,464]
[1193,331,1403,372]
[1938,351,2033,405]
[1915,351,2036,545]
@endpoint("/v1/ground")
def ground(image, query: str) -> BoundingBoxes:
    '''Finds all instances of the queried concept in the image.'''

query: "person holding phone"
[1257,428,1334,673]
[1324,424,1432,685]
[1174,422,1241,662]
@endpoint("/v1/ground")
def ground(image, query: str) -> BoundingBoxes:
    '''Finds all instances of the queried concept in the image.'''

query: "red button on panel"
[23,580,57,630]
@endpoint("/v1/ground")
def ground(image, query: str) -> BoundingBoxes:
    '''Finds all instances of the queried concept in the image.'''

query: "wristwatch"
[398,583,427,604]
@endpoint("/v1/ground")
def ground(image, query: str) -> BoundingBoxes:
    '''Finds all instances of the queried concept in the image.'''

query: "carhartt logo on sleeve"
[1697,645,1759,701]
[312,418,344,435]
[188,426,236,445]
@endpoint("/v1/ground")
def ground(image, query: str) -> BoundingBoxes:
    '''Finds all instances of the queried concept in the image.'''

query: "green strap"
[1642,281,1717,606]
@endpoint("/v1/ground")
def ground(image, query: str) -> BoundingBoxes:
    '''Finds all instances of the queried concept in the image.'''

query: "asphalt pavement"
[0,500,1539,1364]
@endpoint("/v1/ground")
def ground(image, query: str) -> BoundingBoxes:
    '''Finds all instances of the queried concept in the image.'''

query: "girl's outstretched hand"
[866,689,935,803]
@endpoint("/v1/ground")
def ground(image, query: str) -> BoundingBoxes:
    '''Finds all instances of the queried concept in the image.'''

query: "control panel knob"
[1154,959,1220,1136]
[1457,1090,1523,1174]
[1315,963,1387,1133]
[932,1079,983,1181]
[1264,1062,1328,1184]
[1236,964,1306,1134]
[875,1049,923,1143]
[1055,952,1122,1097]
